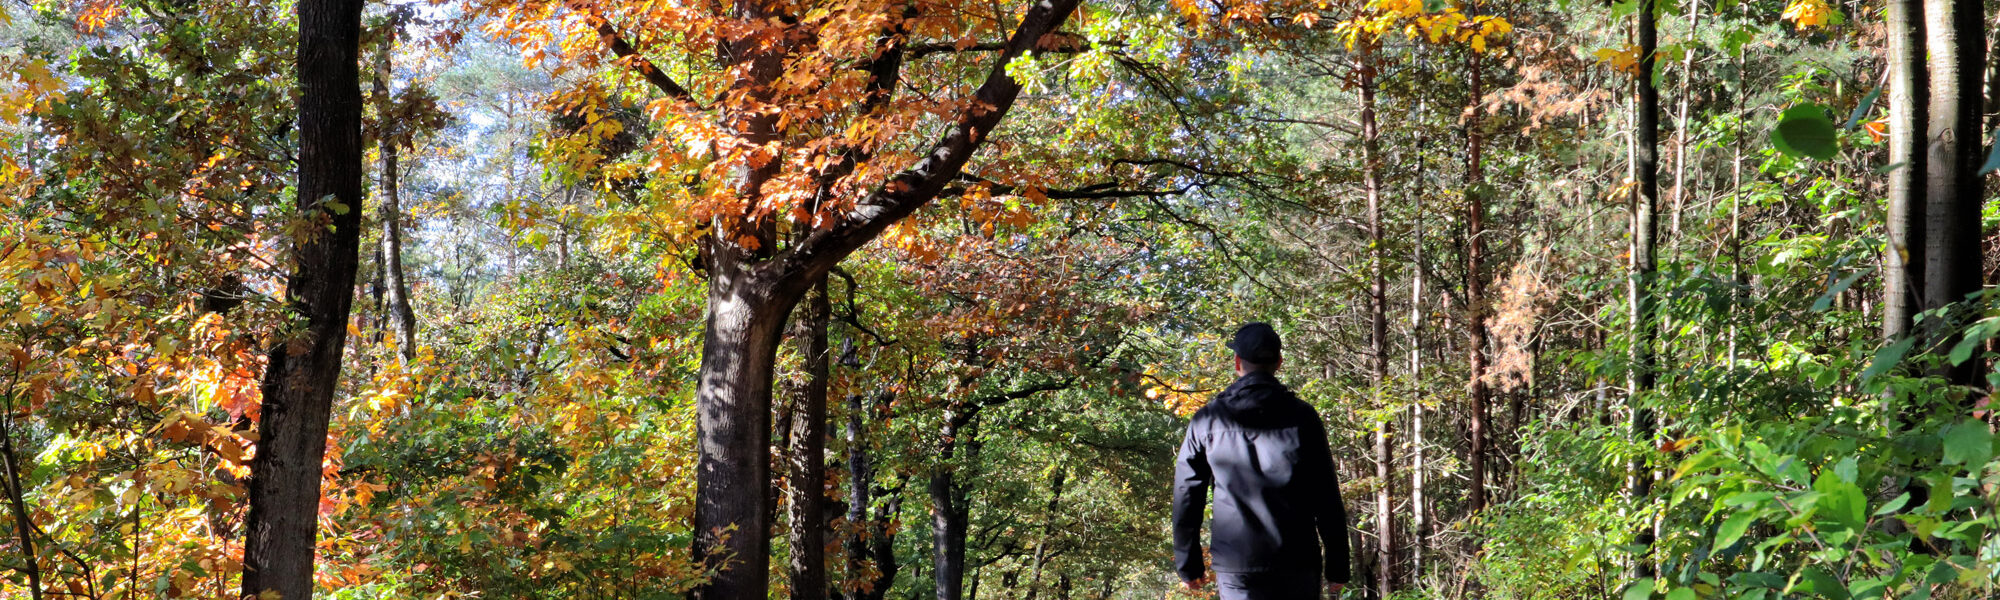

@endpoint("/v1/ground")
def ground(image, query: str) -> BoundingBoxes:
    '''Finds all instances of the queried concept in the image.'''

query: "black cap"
[1226,322,1282,365]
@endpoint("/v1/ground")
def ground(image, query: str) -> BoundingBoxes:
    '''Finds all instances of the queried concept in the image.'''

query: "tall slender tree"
[1883,0,1927,341]
[242,0,367,598]
[1360,41,1395,597]
[372,7,417,361]
[1628,0,1662,579]
[1465,37,1492,519]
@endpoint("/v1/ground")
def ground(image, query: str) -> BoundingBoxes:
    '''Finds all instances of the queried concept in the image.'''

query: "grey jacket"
[1172,371,1350,584]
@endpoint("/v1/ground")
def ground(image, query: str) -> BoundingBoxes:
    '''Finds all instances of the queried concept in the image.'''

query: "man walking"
[1173,323,1351,599]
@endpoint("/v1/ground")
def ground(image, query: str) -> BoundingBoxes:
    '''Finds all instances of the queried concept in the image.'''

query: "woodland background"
[0,0,1997,598]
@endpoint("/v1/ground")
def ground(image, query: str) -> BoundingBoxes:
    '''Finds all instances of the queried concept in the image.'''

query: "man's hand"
[1324,582,1344,597]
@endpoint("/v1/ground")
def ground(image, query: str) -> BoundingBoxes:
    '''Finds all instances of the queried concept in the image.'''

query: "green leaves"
[1713,511,1755,551]
[1940,419,1993,467]
[1811,466,1866,531]
[1772,105,1839,160]
[1622,579,1655,600]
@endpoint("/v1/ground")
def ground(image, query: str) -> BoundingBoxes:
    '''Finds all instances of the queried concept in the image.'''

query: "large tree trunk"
[1629,0,1662,579]
[1921,0,1988,387]
[1361,46,1395,598]
[1884,0,1928,341]
[789,279,832,600]
[1464,45,1491,519]
[242,0,367,598]
[692,258,796,600]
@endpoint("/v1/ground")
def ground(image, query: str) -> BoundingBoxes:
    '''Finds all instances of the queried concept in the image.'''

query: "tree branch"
[769,0,1086,294]
[569,2,700,108]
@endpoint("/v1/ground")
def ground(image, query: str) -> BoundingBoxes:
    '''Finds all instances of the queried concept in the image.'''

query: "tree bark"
[243,0,367,598]
[1921,0,1988,388]
[845,394,874,598]
[789,278,832,600]
[930,410,978,600]
[1884,0,1928,341]
[1362,45,1395,597]
[1409,131,1428,585]
[691,259,795,600]
[1464,44,1491,519]
[1024,468,1066,600]
[1,400,41,600]
[372,9,416,361]
[1629,0,1662,579]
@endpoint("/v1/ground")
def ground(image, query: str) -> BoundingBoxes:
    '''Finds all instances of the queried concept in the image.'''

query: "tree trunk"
[930,411,977,600]
[372,9,416,361]
[1922,0,1988,388]
[1464,45,1491,519]
[1884,0,1928,341]
[1362,45,1395,597]
[1629,0,1662,579]
[1409,131,1428,586]
[867,494,902,600]
[1024,468,1067,600]
[846,394,875,598]
[789,278,832,600]
[242,0,367,598]
[692,257,797,600]
[1,403,41,600]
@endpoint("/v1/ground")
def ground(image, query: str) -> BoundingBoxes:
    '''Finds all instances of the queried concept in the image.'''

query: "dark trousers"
[1215,570,1320,600]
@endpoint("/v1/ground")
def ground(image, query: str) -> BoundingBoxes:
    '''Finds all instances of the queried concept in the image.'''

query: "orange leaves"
[74,0,127,33]
[156,411,256,477]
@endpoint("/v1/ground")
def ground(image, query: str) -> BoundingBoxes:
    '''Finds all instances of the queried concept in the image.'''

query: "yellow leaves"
[1338,3,1510,54]
[1,57,62,125]
[1593,44,1641,75]
[1781,0,1837,29]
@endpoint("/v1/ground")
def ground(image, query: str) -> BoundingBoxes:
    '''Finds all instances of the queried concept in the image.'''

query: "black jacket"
[1172,371,1350,583]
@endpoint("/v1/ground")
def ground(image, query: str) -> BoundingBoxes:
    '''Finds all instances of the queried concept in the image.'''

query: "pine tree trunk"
[1921,0,1988,389]
[1464,46,1491,519]
[1629,0,1662,579]
[242,0,367,598]
[1362,45,1395,597]
[789,279,832,600]
[1884,0,1928,341]
[372,10,417,361]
